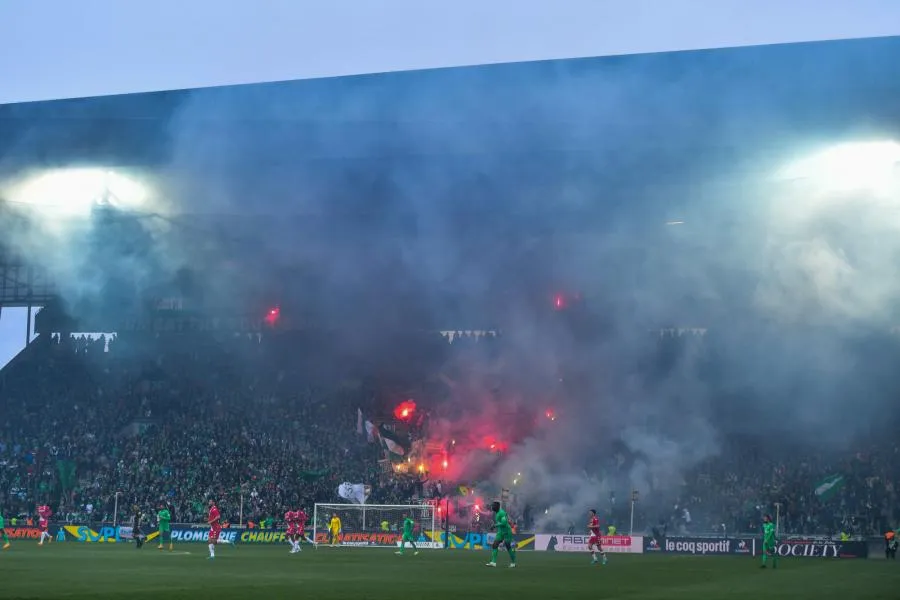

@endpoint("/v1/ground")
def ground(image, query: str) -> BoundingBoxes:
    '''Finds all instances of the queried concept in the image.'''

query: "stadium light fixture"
[778,141,900,194]
[2,167,151,216]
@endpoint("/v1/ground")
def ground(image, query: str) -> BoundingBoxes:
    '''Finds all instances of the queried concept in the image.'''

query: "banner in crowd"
[299,469,330,481]
[337,482,370,505]
[533,534,644,553]
[644,536,756,555]
[56,459,77,492]
[752,539,868,559]
[378,424,408,458]
[814,474,845,502]
[117,314,273,333]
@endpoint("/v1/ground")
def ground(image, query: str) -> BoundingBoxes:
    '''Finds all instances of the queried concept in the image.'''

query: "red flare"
[393,399,417,421]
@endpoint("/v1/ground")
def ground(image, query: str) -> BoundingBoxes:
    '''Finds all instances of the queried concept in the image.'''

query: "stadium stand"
[1,329,897,537]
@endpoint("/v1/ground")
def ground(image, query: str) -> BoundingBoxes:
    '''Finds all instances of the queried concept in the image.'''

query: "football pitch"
[1,544,898,600]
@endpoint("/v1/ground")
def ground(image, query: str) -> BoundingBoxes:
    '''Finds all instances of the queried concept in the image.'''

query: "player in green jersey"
[0,512,10,550]
[760,514,778,568]
[486,501,516,568]
[157,504,173,551]
[395,514,418,555]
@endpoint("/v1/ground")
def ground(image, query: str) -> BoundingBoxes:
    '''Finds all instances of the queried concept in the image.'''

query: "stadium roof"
[2,36,899,187]
[3,37,900,328]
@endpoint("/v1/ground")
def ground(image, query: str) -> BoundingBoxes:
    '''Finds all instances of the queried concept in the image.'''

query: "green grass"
[1,543,898,600]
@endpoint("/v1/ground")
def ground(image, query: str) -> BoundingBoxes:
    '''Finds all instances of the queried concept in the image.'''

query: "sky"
[3,0,898,105]
[0,307,36,369]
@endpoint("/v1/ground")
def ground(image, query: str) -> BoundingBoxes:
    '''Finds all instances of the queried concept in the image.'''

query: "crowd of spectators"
[0,329,897,538]
[0,331,423,529]
[666,437,900,537]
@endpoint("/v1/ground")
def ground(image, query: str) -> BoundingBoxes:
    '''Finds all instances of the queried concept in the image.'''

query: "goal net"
[313,503,440,549]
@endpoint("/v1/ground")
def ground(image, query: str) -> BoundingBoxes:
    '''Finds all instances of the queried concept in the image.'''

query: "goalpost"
[313,503,440,549]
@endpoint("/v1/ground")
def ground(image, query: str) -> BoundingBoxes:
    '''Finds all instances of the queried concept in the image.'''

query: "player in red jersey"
[294,508,308,552]
[37,505,52,546]
[284,509,297,553]
[207,499,222,560]
[587,509,607,565]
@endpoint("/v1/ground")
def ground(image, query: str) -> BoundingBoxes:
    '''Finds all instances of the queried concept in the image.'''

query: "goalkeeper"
[328,513,342,547]
[157,503,173,551]
[760,514,778,569]
[395,513,418,556]
[486,501,516,569]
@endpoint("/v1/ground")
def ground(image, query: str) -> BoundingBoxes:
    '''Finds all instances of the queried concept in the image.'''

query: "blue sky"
[4,1,897,105]
[0,308,36,369]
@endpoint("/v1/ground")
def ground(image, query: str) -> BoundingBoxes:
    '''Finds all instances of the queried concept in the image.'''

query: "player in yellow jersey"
[328,513,342,547]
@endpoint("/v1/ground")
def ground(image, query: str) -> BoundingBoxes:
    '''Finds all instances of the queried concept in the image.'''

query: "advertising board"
[754,539,867,559]
[534,534,643,553]
[643,536,755,555]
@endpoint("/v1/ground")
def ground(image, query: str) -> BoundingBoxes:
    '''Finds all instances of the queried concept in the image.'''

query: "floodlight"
[2,167,151,216]
[779,141,900,194]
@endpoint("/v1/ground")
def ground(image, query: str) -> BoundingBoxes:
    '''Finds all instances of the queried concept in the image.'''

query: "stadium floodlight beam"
[1,167,152,216]
[778,140,900,194]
